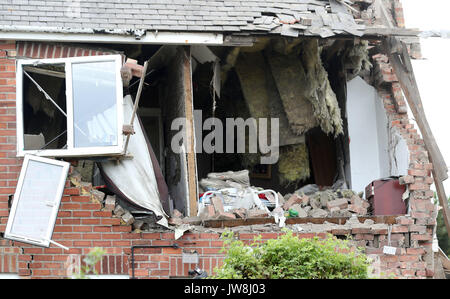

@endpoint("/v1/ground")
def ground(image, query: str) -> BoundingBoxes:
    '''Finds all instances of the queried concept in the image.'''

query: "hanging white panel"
[347,76,382,194]
[99,95,168,227]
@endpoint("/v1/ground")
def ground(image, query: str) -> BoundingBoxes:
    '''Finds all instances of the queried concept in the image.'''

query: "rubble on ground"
[168,169,371,227]
[69,169,372,233]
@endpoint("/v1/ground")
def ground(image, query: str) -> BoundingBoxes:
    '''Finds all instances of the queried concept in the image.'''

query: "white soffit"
[0,27,224,46]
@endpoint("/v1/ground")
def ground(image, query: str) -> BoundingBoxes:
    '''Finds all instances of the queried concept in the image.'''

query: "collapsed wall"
[0,38,441,279]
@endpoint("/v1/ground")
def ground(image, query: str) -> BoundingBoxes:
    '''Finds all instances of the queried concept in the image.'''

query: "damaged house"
[0,0,449,279]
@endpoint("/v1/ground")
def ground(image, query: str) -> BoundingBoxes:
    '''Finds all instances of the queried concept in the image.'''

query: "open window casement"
[4,155,70,248]
[16,55,124,157]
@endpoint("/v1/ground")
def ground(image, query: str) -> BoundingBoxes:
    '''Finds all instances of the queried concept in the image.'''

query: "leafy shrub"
[212,229,370,279]
[72,247,106,279]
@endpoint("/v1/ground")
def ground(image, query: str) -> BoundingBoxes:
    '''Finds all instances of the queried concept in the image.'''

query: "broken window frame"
[4,155,70,247]
[16,55,125,157]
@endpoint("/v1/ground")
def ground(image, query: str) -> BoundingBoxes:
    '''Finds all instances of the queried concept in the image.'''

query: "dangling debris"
[267,39,343,137]
[299,39,344,137]
[266,49,318,135]
[234,50,305,148]
[343,39,373,80]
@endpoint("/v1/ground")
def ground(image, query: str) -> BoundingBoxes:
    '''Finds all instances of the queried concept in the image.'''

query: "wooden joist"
[384,36,450,238]
[363,27,421,38]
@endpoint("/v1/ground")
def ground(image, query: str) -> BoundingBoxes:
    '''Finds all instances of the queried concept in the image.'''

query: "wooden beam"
[384,36,450,238]
[362,27,421,38]
[384,37,448,180]
[122,60,148,155]
[182,46,199,217]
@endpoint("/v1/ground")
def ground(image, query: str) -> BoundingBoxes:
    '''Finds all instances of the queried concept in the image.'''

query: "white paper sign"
[383,246,397,255]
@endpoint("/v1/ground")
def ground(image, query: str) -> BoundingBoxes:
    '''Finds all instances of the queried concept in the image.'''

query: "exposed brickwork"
[0,38,439,279]
[16,42,119,60]
[393,0,405,28]
[369,48,437,278]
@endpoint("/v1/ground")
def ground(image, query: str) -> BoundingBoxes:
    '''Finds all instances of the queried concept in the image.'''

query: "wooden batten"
[182,46,199,217]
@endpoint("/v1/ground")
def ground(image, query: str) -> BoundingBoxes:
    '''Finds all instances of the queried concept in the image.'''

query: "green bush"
[72,247,106,279]
[211,229,370,279]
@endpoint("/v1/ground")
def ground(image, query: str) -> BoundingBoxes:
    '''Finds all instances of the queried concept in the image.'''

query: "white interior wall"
[346,76,409,195]
[374,89,391,178]
[347,76,381,194]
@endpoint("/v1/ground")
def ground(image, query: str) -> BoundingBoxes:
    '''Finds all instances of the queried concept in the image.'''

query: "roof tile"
[0,0,365,38]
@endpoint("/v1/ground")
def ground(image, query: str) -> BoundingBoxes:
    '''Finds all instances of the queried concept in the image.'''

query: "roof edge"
[0,26,224,46]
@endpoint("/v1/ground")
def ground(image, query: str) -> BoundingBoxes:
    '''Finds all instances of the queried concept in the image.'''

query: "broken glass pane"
[72,61,118,148]
[22,63,67,150]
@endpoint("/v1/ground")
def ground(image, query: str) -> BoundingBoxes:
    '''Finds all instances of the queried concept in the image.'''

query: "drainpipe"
[130,243,179,279]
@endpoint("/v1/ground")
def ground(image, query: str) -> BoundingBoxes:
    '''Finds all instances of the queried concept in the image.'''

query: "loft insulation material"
[266,50,318,135]
[344,40,372,80]
[235,51,271,120]
[234,51,304,147]
[298,39,343,136]
[99,95,168,227]
[268,39,343,137]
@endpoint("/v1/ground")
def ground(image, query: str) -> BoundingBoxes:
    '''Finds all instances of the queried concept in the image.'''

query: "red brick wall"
[0,40,438,279]
[371,52,437,278]
[0,41,19,236]
[393,0,405,28]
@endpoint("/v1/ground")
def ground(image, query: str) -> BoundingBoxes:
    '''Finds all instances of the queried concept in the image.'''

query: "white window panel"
[16,55,124,157]
[4,155,70,247]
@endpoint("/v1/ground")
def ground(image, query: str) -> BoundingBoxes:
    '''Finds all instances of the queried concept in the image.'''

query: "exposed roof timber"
[0,26,420,48]
[362,27,421,38]
[224,27,421,46]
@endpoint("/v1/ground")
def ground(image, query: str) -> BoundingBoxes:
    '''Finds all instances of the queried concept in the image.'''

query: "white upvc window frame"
[4,155,70,247]
[16,55,124,157]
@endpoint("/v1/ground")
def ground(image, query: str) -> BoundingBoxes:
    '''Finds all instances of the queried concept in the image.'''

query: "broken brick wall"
[370,51,437,277]
[0,39,439,279]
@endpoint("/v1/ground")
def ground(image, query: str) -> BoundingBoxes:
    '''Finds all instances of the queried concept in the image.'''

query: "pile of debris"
[168,170,371,226]
[277,184,371,219]
[195,170,276,221]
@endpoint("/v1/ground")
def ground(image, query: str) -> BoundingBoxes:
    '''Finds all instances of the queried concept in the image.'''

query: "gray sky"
[401,1,450,194]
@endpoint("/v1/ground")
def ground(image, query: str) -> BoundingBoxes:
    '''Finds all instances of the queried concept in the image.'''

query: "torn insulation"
[343,40,373,79]
[299,39,344,137]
